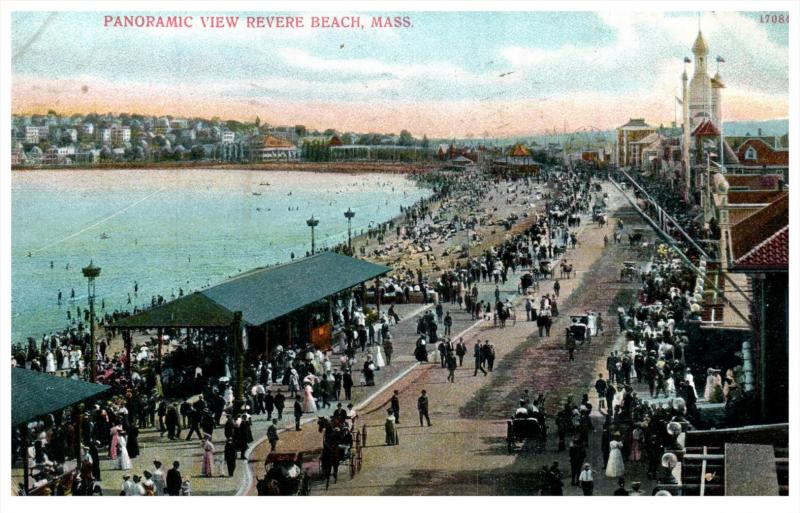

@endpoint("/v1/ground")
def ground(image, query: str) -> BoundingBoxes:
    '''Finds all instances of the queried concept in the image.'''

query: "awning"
[113,292,236,329]
[12,368,110,426]
[113,252,391,329]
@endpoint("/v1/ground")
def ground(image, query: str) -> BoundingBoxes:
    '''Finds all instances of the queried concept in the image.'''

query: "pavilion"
[12,368,110,494]
[112,251,390,398]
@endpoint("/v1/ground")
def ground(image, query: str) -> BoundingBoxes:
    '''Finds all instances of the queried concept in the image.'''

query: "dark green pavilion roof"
[12,368,110,426]
[113,252,390,329]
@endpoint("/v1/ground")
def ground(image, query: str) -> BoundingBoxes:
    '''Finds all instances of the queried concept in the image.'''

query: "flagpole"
[717,55,724,171]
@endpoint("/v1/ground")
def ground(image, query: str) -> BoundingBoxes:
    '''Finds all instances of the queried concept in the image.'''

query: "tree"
[295,125,307,137]
[421,135,430,149]
[255,116,261,128]
[190,145,205,160]
[323,128,336,136]
[399,129,414,146]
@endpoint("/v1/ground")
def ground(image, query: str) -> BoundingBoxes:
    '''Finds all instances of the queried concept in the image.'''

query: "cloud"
[497,11,788,97]
[11,12,788,136]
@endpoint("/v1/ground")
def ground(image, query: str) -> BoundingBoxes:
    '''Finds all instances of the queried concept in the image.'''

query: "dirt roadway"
[246,183,657,496]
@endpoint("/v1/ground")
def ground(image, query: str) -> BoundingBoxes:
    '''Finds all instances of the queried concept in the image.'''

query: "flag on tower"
[676,97,683,106]
[684,56,692,63]
[716,56,725,63]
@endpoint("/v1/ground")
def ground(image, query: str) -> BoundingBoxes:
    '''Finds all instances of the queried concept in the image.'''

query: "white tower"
[688,30,714,131]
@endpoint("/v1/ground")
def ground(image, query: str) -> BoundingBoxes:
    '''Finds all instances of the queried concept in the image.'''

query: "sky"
[11,10,790,138]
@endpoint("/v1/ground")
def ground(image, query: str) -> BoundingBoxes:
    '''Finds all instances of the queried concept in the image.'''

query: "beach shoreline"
[11,159,442,174]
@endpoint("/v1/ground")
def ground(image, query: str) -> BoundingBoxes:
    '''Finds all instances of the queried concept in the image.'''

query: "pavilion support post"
[232,311,244,404]
[375,277,381,315]
[123,330,132,376]
[361,282,367,309]
[73,404,83,458]
[157,327,163,374]
[21,423,29,494]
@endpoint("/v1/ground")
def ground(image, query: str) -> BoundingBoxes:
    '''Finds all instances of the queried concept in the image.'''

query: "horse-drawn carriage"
[592,207,607,226]
[565,313,596,347]
[538,260,554,280]
[559,261,575,279]
[519,272,538,294]
[316,415,364,489]
[256,452,310,496]
[620,261,639,281]
[507,415,547,452]
[628,228,647,246]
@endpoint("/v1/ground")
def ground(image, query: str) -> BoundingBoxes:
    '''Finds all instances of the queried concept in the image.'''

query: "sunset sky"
[11,10,790,138]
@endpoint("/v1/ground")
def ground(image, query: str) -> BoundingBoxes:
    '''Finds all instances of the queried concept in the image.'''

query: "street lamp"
[344,208,356,253]
[81,260,101,383]
[306,215,320,255]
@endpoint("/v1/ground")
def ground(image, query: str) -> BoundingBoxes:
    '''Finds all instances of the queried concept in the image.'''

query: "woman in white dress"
[303,383,317,413]
[685,370,698,398]
[288,369,300,397]
[60,347,70,370]
[605,440,624,478]
[371,342,386,369]
[45,351,56,374]
[223,385,234,409]
[117,432,132,470]
[703,369,715,402]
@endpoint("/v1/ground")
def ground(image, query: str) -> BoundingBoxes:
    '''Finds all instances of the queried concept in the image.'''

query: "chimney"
[778,179,784,191]
[758,128,762,137]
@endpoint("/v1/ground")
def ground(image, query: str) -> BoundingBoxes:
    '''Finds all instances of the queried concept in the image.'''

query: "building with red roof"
[734,138,789,176]
[725,193,788,423]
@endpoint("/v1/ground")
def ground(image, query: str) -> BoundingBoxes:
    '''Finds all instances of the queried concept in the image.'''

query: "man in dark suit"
[473,341,487,376]
[417,390,431,427]
[274,391,285,419]
[343,370,354,401]
[165,461,182,496]
[568,439,587,486]
[390,390,401,423]
[293,397,303,431]
[184,404,202,441]
[165,403,179,440]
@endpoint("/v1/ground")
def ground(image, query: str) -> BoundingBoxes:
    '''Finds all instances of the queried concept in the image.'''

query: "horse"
[560,262,574,279]
[317,417,344,489]
[256,477,282,496]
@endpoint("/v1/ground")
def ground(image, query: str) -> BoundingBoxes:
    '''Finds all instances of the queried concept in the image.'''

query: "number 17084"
[760,14,788,24]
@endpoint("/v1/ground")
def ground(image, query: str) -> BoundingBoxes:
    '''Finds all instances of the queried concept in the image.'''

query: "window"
[744,146,758,161]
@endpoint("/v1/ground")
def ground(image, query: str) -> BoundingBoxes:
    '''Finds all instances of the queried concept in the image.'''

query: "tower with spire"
[688,28,719,131]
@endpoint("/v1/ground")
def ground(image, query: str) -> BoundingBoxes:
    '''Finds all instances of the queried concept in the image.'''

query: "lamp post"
[306,215,319,255]
[344,208,356,253]
[81,260,101,383]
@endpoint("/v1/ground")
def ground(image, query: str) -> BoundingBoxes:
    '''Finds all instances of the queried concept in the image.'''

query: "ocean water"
[11,168,430,342]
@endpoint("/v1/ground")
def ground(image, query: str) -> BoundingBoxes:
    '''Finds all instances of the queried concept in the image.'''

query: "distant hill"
[441,119,788,147]
[721,119,788,137]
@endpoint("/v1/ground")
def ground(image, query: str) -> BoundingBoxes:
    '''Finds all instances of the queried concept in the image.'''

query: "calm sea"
[11,168,430,342]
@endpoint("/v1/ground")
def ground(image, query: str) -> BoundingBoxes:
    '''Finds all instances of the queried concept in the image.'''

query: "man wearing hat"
[267,419,280,452]
[629,481,644,496]
[166,461,182,496]
[613,477,629,495]
[578,463,595,496]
